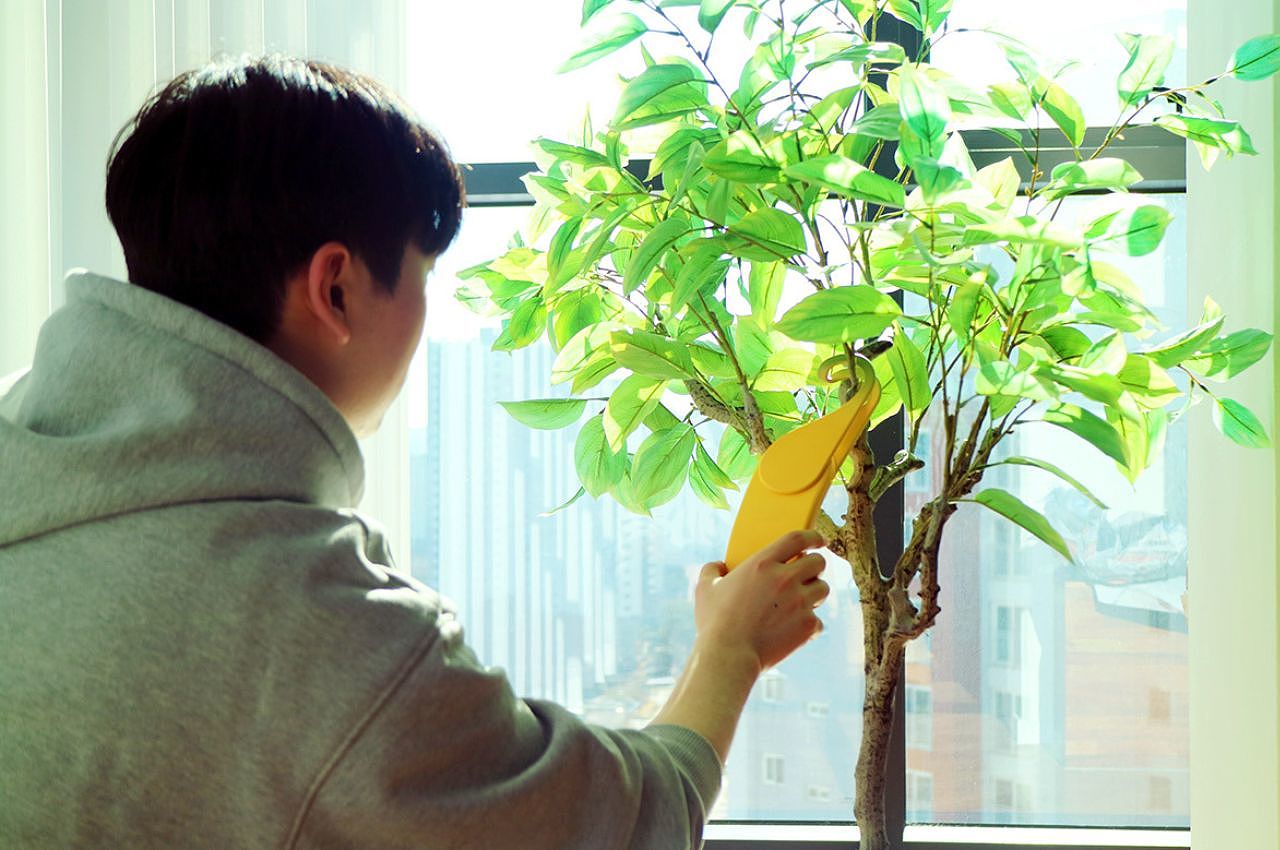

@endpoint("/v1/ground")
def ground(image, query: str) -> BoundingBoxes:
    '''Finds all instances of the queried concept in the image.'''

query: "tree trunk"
[853,641,905,850]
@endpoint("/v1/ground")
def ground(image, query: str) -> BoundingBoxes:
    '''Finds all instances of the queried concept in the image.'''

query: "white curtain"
[0,0,413,557]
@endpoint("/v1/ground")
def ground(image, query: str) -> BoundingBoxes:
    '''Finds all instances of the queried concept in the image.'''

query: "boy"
[0,57,828,848]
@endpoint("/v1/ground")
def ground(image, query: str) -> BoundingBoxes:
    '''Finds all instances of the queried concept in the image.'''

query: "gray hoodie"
[0,272,721,849]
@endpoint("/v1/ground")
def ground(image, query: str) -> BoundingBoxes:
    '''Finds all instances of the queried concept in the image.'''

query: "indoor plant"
[458,2,1278,846]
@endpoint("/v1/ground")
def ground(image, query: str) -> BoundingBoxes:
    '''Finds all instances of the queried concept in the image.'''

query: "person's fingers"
[790,552,827,582]
[699,561,727,584]
[804,578,831,608]
[755,529,824,565]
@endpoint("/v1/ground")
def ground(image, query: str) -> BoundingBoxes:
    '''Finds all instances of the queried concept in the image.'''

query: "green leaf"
[911,157,968,204]
[1183,329,1273,380]
[1213,397,1271,448]
[1154,115,1257,169]
[535,138,612,169]
[561,14,648,72]
[624,216,690,292]
[717,426,758,480]
[1228,34,1280,81]
[777,286,903,344]
[897,65,951,148]
[545,217,584,293]
[582,0,614,25]
[997,456,1109,509]
[1116,33,1174,107]
[1042,403,1129,467]
[885,0,922,29]
[989,82,1033,122]
[610,330,695,379]
[726,208,807,260]
[492,297,546,351]
[605,375,669,451]
[644,402,682,432]
[975,157,1020,212]
[698,0,735,33]
[1116,355,1180,409]
[734,317,775,374]
[964,215,1083,250]
[885,331,931,417]
[784,155,907,208]
[756,348,817,392]
[1044,158,1144,199]
[1040,81,1086,148]
[973,488,1075,563]
[695,442,737,489]
[631,425,697,504]
[704,131,783,183]
[614,63,708,129]
[1087,204,1172,257]
[976,360,1057,401]
[850,104,903,140]
[574,415,628,497]
[689,455,731,509]
[499,398,588,430]
[920,0,953,35]
[552,323,623,389]
[748,261,785,324]
[541,486,587,516]
[1142,314,1226,368]
[672,241,731,313]
[947,281,983,344]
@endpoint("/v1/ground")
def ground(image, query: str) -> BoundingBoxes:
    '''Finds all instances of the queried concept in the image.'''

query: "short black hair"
[105,56,464,343]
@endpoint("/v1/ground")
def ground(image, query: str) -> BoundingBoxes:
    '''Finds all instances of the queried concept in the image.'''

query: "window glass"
[933,0,1186,125]
[904,195,1190,828]
[404,0,759,164]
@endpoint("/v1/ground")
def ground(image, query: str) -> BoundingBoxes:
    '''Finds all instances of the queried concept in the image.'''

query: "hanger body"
[724,356,880,570]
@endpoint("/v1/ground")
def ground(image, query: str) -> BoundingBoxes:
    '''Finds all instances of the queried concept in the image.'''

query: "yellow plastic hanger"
[724,355,880,570]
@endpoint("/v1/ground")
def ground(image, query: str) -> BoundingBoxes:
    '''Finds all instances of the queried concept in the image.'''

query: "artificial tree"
[459,2,1279,846]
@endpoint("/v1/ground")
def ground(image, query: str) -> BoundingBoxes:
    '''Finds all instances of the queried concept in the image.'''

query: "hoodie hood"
[0,271,364,546]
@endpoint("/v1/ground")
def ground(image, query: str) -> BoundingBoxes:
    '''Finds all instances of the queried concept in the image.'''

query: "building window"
[907,770,935,820]
[1150,688,1172,724]
[994,690,1022,751]
[806,784,832,802]
[1149,776,1173,812]
[761,672,785,704]
[995,605,1022,666]
[805,701,830,719]
[763,754,785,786]
[905,686,933,751]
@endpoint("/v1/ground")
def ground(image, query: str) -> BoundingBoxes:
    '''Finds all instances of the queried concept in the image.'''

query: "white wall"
[1187,0,1280,846]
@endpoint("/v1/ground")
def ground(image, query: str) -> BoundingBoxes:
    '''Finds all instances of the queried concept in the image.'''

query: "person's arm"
[650,529,830,762]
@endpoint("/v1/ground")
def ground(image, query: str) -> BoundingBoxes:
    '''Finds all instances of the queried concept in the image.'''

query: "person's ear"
[302,242,354,346]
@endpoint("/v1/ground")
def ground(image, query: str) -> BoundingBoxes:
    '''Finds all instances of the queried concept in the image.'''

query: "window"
[905,686,933,751]
[907,771,935,820]
[905,198,1192,829]
[1149,776,1173,812]
[761,673,786,704]
[405,0,1197,840]
[764,754,786,786]
[994,606,1021,667]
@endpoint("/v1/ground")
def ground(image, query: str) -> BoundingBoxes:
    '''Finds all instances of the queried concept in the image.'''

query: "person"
[0,56,829,849]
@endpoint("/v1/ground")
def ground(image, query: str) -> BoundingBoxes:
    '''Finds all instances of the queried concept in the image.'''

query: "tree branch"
[869,450,925,503]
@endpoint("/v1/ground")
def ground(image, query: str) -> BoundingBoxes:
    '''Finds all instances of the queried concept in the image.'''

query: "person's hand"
[693,529,830,673]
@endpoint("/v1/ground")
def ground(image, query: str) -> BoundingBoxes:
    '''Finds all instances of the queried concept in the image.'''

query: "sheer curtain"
[0,0,413,558]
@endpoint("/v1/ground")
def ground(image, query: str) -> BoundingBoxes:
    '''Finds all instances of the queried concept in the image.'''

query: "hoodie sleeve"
[290,606,723,850]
